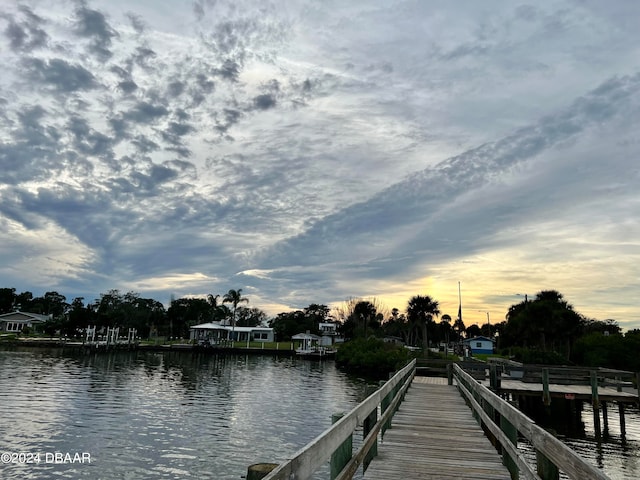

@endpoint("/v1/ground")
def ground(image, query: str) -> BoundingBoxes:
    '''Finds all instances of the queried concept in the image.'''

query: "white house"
[189,322,228,345]
[0,311,50,333]
[189,322,274,344]
[318,322,343,346]
[463,336,495,355]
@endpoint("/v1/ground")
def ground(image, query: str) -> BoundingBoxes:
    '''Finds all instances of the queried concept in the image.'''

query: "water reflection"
[0,349,368,480]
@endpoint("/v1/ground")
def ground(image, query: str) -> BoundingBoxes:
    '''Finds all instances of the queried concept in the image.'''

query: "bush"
[504,347,570,365]
[335,338,412,378]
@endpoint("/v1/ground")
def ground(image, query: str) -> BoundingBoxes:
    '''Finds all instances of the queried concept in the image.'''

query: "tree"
[304,304,331,323]
[339,300,382,340]
[167,297,211,338]
[439,314,453,351]
[0,288,16,314]
[466,324,481,339]
[501,290,584,359]
[223,288,249,342]
[406,295,440,350]
[66,297,96,337]
[269,310,318,340]
[236,307,267,327]
[453,317,466,340]
[381,308,408,341]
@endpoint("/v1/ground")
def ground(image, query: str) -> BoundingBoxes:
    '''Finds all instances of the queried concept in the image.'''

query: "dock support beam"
[330,413,352,480]
[602,402,609,436]
[542,368,551,406]
[500,415,518,479]
[619,403,626,437]
[363,385,378,471]
[536,451,559,480]
[591,371,601,437]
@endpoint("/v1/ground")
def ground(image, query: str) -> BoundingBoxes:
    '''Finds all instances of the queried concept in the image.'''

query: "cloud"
[21,57,97,92]
[253,94,276,110]
[1,0,640,329]
[1,5,48,52]
[72,4,117,59]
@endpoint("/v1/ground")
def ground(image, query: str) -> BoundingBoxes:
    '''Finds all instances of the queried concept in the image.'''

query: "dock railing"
[262,359,416,480]
[453,363,610,480]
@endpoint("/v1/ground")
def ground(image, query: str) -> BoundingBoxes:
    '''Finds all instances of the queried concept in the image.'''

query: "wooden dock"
[362,377,510,480]
[262,360,610,480]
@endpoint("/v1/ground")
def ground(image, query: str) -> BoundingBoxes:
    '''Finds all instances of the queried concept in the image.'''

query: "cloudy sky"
[1,0,639,329]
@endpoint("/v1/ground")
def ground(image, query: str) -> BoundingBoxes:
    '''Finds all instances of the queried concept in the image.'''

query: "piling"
[330,412,352,480]
[542,368,551,407]
[619,403,626,437]
[246,463,278,480]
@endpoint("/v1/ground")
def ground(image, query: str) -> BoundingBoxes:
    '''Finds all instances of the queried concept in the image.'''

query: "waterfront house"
[463,336,495,355]
[232,326,274,343]
[0,311,50,333]
[318,322,344,346]
[189,322,274,344]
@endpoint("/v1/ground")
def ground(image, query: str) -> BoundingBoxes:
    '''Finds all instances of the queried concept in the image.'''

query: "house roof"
[189,322,227,330]
[189,322,273,332]
[292,333,321,340]
[0,311,50,323]
[464,336,495,343]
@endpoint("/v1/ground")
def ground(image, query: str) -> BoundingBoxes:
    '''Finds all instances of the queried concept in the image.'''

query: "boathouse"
[0,311,50,333]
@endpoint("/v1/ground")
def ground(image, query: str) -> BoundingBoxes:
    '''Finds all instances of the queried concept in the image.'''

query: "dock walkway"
[363,377,510,480]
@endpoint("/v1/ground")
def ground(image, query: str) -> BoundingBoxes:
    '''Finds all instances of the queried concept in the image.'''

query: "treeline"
[0,287,264,338]
[492,290,640,370]
[0,288,456,345]
[3,286,638,371]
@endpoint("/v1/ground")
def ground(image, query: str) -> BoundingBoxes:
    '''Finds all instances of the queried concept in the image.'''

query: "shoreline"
[0,338,299,356]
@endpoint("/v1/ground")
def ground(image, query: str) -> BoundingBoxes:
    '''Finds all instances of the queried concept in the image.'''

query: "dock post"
[363,385,378,471]
[447,362,453,385]
[489,364,501,391]
[500,414,518,479]
[330,413,352,480]
[602,402,609,436]
[619,403,626,437]
[591,371,601,437]
[246,463,278,480]
[590,370,600,409]
[542,368,551,406]
[380,380,393,435]
[536,450,559,480]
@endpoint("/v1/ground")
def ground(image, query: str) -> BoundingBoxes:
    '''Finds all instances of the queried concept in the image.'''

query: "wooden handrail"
[453,364,610,480]
[263,359,416,480]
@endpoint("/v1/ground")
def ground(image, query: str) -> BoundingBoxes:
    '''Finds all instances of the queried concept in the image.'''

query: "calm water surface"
[2,348,638,479]
[0,348,368,480]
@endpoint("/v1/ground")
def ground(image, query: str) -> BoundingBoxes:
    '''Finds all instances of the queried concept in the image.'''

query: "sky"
[1,0,639,330]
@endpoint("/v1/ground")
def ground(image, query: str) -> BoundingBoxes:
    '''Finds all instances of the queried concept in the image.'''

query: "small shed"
[464,336,495,355]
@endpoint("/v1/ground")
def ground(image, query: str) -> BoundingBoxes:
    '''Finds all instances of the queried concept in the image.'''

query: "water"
[0,348,369,480]
[563,403,640,479]
[2,349,638,480]
[517,400,640,479]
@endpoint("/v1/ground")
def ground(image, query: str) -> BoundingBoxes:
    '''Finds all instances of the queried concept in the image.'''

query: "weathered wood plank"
[363,382,511,480]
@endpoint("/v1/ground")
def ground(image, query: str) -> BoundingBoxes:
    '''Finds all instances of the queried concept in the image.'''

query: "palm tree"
[207,294,222,322]
[222,289,249,344]
[407,295,440,352]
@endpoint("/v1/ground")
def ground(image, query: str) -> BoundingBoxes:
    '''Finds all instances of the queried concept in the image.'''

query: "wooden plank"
[363,382,510,480]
